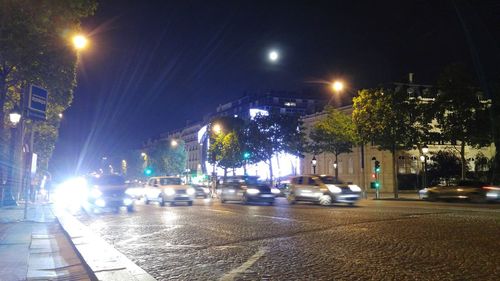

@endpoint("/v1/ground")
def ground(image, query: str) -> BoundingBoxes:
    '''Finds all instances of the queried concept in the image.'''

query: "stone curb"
[53,208,156,281]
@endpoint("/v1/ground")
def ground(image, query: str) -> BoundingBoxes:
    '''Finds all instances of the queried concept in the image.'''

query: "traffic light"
[374,160,381,173]
[243,152,250,160]
[370,181,381,189]
[371,173,376,179]
[144,167,153,176]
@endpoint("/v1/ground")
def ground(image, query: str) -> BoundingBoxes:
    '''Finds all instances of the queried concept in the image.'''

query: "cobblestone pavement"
[75,199,500,281]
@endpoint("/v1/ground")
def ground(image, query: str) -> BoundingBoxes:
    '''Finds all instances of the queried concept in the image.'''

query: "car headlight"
[419,188,428,194]
[164,188,175,196]
[486,192,498,198]
[187,188,195,195]
[247,188,260,195]
[95,198,106,207]
[348,185,361,192]
[326,184,342,194]
[228,189,235,193]
[90,188,102,198]
[271,188,280,194]
[123,198,133,205]
[203,188,210,193]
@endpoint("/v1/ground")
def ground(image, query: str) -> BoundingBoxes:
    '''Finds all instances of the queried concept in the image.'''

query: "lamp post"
[421,144,429,188]
[2,108,22,206]
[311,156,317,174]
[333,161,338,178]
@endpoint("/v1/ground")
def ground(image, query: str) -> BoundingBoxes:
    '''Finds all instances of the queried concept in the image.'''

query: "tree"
[309,106,358,178]
[245,113,306,182]
[147,140,187,176]
[0,0,97,177]
[352,86,434,197]
[434,63,492,179]
[218,131,244,176]
[427,150,462,185]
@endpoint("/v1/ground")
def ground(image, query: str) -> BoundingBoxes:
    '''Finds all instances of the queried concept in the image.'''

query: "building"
[300,79,495,196]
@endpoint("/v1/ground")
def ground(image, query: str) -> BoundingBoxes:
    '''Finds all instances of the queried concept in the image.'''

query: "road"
[75,198,500,281]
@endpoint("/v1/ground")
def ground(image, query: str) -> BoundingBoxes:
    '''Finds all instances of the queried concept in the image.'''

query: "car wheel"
[127,205,134,212]
[188,201,193,206]
[287,193,296,205]
[145,197,150,205]
[221,199,226,203]
[159,196,165,207]
[348,202,355,207]
[427,193,437,202]
[319,194,332,206]
[470,194,486,203]
[242,195,249,205]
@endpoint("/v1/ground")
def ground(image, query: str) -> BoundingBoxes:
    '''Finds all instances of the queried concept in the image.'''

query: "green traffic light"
[144,168,152,176]
[243,152,250,159]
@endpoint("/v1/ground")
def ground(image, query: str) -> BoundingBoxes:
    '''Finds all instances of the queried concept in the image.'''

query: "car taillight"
[483,186,500,191]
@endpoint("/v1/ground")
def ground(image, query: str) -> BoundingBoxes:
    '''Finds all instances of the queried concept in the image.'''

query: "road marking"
[206,209,237,214]
[252,214,301,222]
[219,247,267,281]
[115,227,180,245]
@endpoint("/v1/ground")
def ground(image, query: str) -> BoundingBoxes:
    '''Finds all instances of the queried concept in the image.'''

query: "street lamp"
[333,161,338,178]
[9,107,21,125]
[331,80,344,93]
[421,144,429,188]
[72,34,88,50]
[171,139,178,147]
[311,156,317,174]
[212,123,222,134]
[3,107,22,206]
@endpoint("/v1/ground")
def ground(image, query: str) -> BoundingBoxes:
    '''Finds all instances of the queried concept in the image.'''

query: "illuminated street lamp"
[212,123,222,134]
[311,156,317,174]
[333,161,338,178]
[421,144,429,188]
[9,107,21,125]
[72,34,88,50]
[331,80,344,93]
[3,107,22,206]
[171,139,178,147]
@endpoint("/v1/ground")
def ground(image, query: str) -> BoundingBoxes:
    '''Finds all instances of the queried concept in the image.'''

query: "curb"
[53,208,156,281]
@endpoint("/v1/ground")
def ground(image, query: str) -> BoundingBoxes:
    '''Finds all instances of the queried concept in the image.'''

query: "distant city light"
[268,50,279,62]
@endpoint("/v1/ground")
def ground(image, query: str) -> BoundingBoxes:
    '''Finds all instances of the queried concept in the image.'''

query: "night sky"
[50,0,500,178]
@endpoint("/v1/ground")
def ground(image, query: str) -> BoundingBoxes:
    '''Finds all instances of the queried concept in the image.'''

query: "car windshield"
[159,178,182,185]
[318,176,344,184]
[91,175,125,186]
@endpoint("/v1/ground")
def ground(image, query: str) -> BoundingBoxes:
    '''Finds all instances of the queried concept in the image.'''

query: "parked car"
[419,179,500,203]
[287,175,361,206]
[144,176,195,206]
[86,174,135,212]
[220,176,280,204]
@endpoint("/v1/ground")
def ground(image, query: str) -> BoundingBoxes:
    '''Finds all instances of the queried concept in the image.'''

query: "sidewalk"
[364,190,421,201]
[0,203,93,281]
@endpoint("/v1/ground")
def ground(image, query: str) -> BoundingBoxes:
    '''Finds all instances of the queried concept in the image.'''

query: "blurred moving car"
[220,176,280,204]
[193,184,211,198]
[124,180,146,199]
[419,179,500,203]
[144,176,195,206]
[86,174,135,212]
[287,175,361,206]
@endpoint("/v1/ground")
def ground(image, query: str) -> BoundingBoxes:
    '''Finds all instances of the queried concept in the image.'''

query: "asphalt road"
[76,198,500,281]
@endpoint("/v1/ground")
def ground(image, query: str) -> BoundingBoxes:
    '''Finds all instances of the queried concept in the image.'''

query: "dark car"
[86,174,135,212]
[193,185,211,198]
[220,176,280,204]
[419,179,500,203]
[287,175,361,206]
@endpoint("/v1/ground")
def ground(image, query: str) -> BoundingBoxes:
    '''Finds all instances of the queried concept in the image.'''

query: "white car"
[144,176,195,206]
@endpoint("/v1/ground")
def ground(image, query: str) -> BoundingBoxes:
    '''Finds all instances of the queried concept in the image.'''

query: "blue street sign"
[27,84,48,120]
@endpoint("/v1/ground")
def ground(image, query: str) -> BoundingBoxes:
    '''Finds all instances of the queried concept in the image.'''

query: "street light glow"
[9,110,21,125]
[268,50,279,62]
[72,34,88,50]
[332,81,344,92]
[212,123,222,134]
